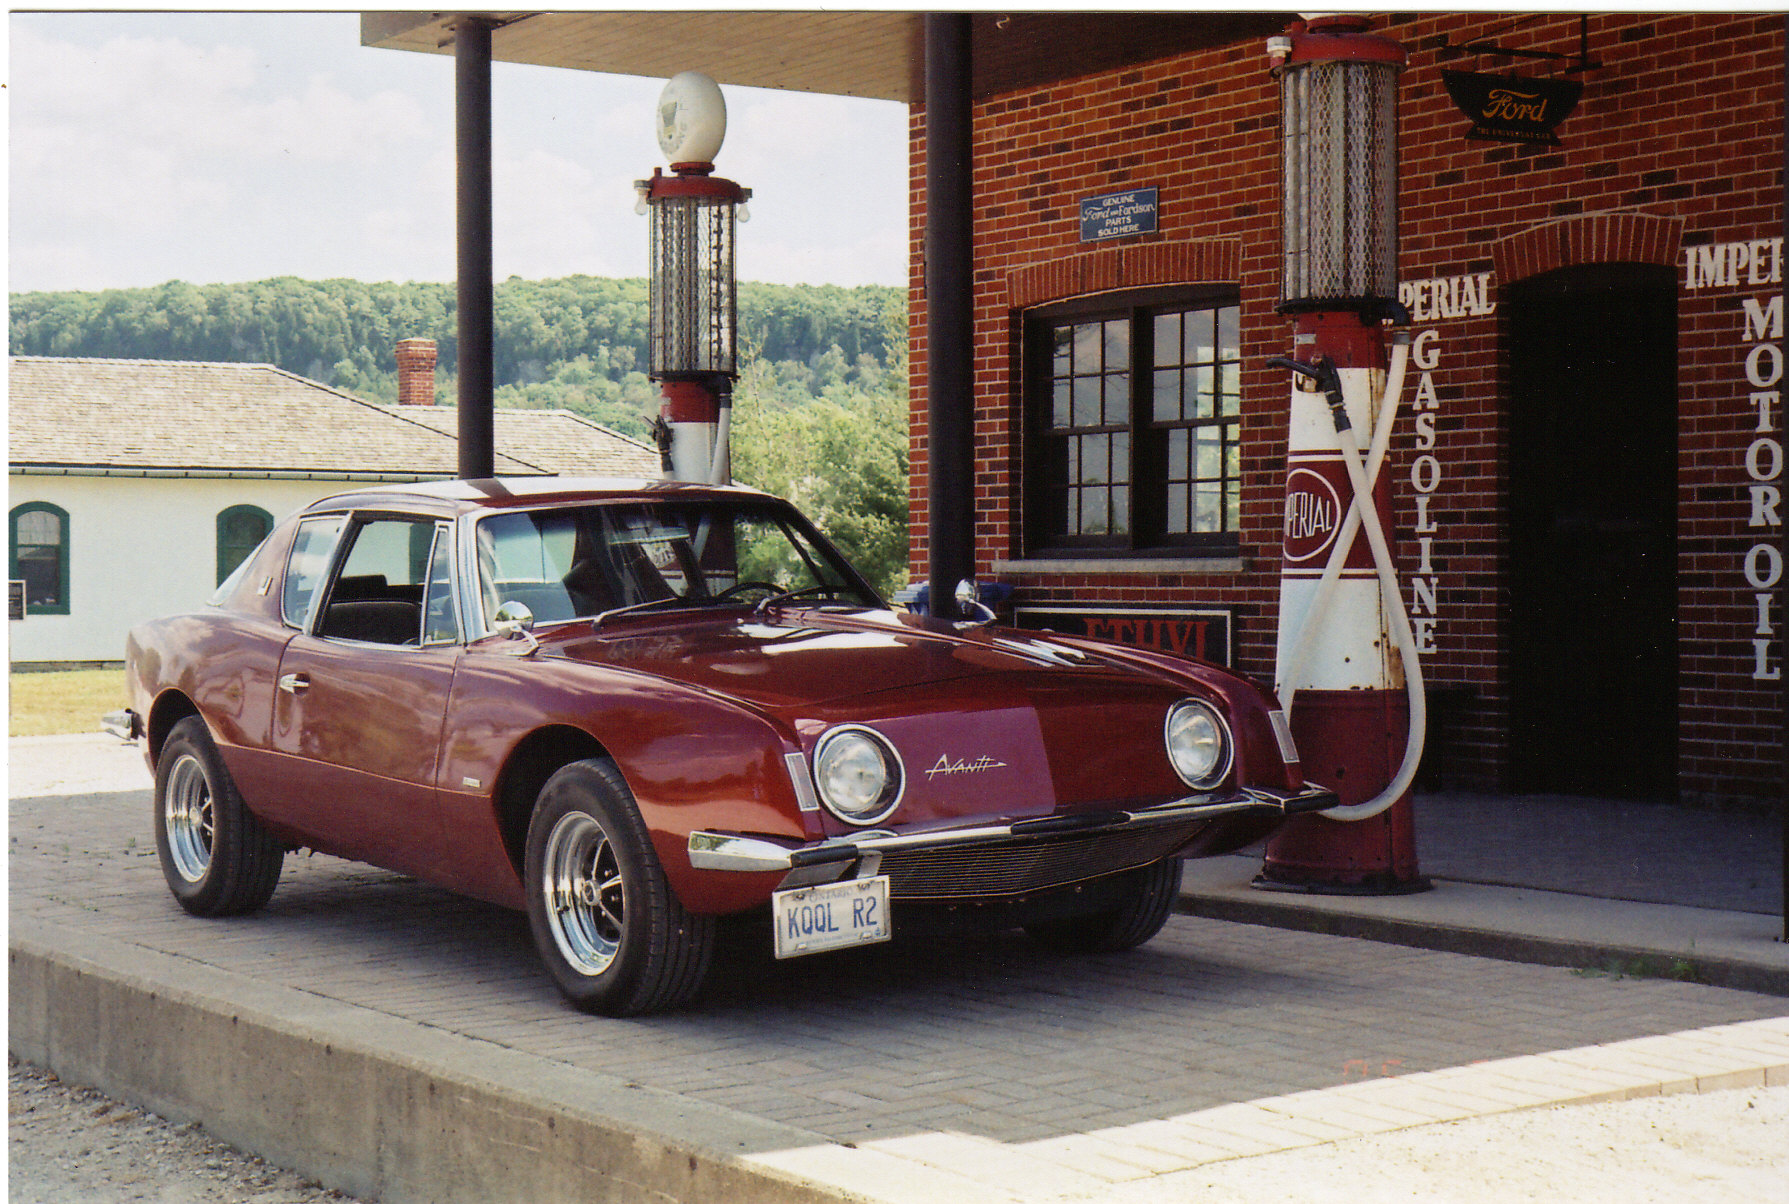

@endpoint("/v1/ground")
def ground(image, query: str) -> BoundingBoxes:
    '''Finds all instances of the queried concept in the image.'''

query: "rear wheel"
[153,716,284,916]
[1024,858,1182,954]
[524,759,714,1016]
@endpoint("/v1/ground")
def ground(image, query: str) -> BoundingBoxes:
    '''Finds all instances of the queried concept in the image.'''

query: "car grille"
[877,822,1201,901]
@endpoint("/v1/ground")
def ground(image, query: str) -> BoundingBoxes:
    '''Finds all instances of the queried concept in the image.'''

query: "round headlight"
[812,726,904,825]
[1166,699,1232,789]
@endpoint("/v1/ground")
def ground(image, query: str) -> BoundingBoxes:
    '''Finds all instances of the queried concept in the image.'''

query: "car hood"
[546,606,1151,711]
[544,607,1256,819]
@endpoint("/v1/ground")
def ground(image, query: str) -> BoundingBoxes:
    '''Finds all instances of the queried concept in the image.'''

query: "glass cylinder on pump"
[1276,17,1400,314]
[639,70,751,484]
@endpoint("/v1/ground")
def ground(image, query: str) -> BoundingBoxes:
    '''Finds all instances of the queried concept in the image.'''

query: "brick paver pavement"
[11,741,1785,1172]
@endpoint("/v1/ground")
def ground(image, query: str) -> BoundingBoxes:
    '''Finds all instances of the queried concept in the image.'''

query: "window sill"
[991,557,1247,576]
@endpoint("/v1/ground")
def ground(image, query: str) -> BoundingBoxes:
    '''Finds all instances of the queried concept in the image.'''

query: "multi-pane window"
[1027,291,1242,556]
[10,502,70,615]
[1154,305,1243,538]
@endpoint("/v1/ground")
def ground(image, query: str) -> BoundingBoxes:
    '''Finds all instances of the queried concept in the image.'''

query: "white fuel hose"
[1278,335,1427,822]
[709,403,732,485]
[1277,336,1408,711]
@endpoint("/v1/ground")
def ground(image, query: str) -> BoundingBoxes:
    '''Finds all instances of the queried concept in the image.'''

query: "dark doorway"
[1506,263,1678,799]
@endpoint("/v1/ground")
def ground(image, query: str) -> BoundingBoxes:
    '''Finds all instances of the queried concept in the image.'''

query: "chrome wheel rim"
[541,812,624,977]
[164,753,214,883]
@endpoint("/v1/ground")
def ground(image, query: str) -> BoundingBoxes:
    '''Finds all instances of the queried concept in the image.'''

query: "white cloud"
[7,14,909,293]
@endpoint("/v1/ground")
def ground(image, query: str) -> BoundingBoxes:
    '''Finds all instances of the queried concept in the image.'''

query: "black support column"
[456,17,495,480]
[924,14,975,622]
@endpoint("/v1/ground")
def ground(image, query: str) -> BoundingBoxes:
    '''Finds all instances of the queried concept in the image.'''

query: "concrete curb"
[7,918,1010,1204]
[1178,860,1789,999]
[11,910,1789,1204]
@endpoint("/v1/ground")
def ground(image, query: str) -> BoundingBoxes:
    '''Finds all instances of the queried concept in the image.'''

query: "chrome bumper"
[101,708,141,742]
[687,783,1338,876]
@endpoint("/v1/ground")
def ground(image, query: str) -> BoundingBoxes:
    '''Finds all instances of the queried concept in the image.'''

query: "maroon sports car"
[113,478,1333,1015]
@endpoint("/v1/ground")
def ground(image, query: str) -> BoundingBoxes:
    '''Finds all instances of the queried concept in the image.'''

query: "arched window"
[216,505,274,586]
[10,502,70,615]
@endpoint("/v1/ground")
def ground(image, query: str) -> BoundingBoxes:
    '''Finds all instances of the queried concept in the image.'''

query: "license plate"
[772,875,891,959]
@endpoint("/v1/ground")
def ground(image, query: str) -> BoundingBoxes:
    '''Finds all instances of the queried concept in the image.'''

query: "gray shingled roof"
[6,357,548,478]
[386,405,661,478]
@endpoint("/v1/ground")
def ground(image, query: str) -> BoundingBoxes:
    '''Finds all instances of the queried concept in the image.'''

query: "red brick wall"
[910,13,1785,803]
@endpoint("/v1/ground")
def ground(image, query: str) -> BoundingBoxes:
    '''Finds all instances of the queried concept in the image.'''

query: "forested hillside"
[9,276,903,443]
[9,275,913,592]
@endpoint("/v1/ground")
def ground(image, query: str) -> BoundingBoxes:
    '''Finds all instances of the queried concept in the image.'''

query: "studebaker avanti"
[114,478,1333,1015]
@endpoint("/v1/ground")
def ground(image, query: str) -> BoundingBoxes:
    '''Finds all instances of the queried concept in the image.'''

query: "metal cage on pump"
[1272,15,1404,312]
[645,168,749,380]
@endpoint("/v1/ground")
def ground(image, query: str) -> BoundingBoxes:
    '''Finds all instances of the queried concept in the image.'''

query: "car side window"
[314,517,434,646]
[421,523,460,645]
[282,516,345,629]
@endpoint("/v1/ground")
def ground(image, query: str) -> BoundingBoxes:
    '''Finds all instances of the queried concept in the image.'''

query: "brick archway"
[1491,211,1684,285]
[1007,239,1241,309]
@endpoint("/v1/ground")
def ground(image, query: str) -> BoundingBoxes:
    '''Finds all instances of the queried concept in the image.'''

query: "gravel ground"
[8,1060,360,1204]
[11,1055,1786,1203]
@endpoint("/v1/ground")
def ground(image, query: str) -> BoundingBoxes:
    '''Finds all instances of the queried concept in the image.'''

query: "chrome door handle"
[278,673,311,695]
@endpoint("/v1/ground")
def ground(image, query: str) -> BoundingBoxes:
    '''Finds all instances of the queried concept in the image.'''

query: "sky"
[5,11,912,295]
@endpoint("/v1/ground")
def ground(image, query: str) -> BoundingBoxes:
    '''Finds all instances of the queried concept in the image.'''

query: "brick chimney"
[395,338,438,406]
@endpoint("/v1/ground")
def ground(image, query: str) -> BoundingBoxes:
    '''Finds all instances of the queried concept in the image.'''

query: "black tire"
[153,716,284,916]
[523,759,715,1016]
[1025,857,1183,954]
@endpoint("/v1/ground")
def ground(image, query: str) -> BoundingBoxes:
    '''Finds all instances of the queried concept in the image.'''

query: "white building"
[7,355,658,665]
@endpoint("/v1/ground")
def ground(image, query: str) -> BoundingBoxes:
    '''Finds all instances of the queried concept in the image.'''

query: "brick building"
[904,12,1784,806]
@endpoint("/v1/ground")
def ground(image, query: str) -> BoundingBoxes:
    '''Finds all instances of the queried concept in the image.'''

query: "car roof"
[300,476,776,519]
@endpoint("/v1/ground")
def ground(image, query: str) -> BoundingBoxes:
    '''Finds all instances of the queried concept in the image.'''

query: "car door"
[269,513,461,877]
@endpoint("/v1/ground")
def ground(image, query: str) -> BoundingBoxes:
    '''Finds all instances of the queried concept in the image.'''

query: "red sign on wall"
[1013,605,1233,667]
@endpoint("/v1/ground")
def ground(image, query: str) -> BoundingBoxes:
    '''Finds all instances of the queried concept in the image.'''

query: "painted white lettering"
[1411,576,1438,616]
[1460,274,1481,316]
[1412,616,1439,654]
[1694,239,1788,289]
[1745,343,1783,388]
[1412,330,1441,371]
[1758,591,1777,637]
[1754,638,1781,681]
[1744,543,1783,590]
[1417,536,1436,575]
[1689,243,1730,290]
[1410,454,1441,494]
[1750,239,1779,285]
[1747,437,1783,482]
[1415,411,1437,450]
[1743,296,1783,342]
[1412,372,1439,411]
[1413,493,1440,534]
[1748,484,1782,528]
[1751,390,1780,433]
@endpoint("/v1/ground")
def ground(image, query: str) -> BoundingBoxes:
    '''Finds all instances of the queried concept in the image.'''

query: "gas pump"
[637,71,752,484]
[1259,15,1429,893]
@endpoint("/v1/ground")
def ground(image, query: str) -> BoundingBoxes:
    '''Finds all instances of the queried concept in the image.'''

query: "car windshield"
[473,499,880,627]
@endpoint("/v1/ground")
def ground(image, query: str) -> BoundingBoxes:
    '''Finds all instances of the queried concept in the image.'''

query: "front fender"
[442,646,813,913]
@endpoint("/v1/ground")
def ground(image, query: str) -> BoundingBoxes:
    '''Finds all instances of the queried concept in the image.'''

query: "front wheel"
[523,759,714,1016]
[153,716,284,916]
[1024,857,1182,954]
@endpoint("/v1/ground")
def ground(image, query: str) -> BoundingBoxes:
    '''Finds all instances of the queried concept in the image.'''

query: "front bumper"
[688,783,1338,901]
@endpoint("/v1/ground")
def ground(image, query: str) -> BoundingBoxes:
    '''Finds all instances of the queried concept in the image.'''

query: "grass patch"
[8,669,129,737]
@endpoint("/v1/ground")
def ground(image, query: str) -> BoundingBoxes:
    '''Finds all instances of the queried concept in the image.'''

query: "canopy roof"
[360,12,1288,103]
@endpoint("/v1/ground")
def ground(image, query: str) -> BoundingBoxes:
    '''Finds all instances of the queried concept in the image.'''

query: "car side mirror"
[954,579,996,628]
[493,600,539,654]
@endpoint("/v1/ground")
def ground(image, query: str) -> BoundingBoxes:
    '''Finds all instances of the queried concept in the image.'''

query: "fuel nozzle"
[1267,355,1350,431]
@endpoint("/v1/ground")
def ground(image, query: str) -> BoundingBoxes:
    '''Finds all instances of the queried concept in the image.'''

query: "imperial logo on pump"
[1283,466,1343,563]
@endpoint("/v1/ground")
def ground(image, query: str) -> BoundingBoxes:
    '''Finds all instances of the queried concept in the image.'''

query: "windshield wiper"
[591,595,705,631]
[752,585,846,617]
